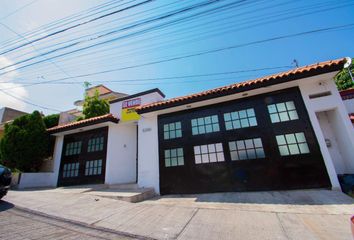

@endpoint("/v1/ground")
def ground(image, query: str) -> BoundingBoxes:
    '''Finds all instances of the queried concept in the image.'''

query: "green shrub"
[43,114,59,128]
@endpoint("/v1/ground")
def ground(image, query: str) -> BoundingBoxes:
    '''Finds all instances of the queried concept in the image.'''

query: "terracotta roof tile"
[47,113,119,134]
[137,58,346,113]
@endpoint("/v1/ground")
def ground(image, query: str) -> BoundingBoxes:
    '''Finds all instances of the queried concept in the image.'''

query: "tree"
[334,58,354,90]
[82,90,110,119]
[0,111,49,172]
[43,114,59,128]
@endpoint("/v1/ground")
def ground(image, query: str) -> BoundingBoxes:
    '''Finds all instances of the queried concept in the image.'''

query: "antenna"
[292,59,299,68]
[344,57,353,82]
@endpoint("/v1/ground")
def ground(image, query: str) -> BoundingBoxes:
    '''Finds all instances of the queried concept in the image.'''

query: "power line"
[0,0,154,55]
[1,23,351,91]
[0,0,39,20]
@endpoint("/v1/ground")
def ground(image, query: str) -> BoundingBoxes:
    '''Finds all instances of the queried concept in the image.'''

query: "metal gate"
[58,127,108,186]
[158,87,331,194]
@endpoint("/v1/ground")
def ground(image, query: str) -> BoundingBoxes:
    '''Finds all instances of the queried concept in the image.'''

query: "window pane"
[165,150,170,158]
[240,118,249,128]
[201,145,208,154]
[209,153,217,163]
[164,132,169,140]
[253,138,262,148]
[212,123,220,132]
[279,146,290,156]
[247,108,255,117]
[176,130,182,138]
[197,118,204,125]
[225,121,233,130]
[239,110,247,118]
[277,103,286,112]
[217,152,225,162]
[295,132,306,142]
[249,117,257,126]
[247,149,256,159]
[270,114,280,123]
[232,120,241,129]
[194,146,200,154]
[195,155,201,164]
[286,101,296,110]
[238,150,247,160]
[245,139,254,149]
[215,143,223,152]
[192,127,198,135]
[205,124,213,133]
[224,113,231,121]
[169,123,175,130]
[279,112,290,122]
[268,104,277,113]
[230,151,238,160]
[288,110,299,120]
[229,142,236,151]
[171,157,178,166]
[288,144,300,155]
[237,141,245,150]
[299,143,310,154]
[276,135,286,145]
[204,116,211,124]
[198,126,205,134]
[177,148,183,156]
[191,119,197,127]
[231,111,239,120]
[285,134,296,144]
[170,131,176,139]
[175,122,181,129]
[208,144,216,153]
[211,115,218,123]
[256,148,265,158]
[202,154,209,163]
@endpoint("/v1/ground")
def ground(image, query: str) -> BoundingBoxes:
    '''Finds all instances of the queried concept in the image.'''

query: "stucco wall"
[105,123,137,184]
[342,98,354,114]
[18,172,56,189]
[137,115,160,194]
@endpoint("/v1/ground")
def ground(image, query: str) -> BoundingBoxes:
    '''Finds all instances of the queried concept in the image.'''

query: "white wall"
[105,123,137,184]
[52,135,64,186]
[137,114,160,194]
[18,172,56,189]
[342,98,354,114]
[316,111,346,174]
[299,77,354,189]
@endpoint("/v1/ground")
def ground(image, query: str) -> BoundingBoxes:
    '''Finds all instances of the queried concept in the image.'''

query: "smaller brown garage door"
[58,127,108,186]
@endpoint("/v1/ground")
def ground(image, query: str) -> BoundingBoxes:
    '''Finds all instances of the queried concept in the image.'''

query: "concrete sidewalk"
[2,189,354,240]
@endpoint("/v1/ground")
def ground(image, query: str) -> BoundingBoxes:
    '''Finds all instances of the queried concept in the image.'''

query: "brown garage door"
[58,127,108,186]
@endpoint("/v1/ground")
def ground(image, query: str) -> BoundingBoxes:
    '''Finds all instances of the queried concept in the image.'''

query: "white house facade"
[44,58,354,195]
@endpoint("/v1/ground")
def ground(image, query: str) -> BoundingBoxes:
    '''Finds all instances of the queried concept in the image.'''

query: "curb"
[12,205,157,240]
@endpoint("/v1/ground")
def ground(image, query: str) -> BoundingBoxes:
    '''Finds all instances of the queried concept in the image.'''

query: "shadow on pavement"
[0,200,14,212]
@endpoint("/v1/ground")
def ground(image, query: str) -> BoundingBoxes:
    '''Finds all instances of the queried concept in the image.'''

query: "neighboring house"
[58,85,128,125]
[339,88,354,126]
[43,58,354,195]
[0,107,28,139]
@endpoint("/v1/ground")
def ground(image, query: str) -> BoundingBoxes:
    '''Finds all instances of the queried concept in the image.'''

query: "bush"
[43,114,59,128]
[83,90,109,119]
[334,58,354,90]
[0,111,49,172]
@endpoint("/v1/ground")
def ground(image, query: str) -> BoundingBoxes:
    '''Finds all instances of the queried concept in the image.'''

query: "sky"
[0,0,353,115]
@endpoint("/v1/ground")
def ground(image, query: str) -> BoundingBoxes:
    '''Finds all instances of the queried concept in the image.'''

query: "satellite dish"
[344,57,352,68]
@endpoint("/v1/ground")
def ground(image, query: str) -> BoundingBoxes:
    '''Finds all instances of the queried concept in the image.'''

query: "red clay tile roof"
[137,58,346,113]
[47,113,119,134]
[340,88,354,100]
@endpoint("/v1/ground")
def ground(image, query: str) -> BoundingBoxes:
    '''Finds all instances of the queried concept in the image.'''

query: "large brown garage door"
[158,87,331,194]
[58,127,108,186]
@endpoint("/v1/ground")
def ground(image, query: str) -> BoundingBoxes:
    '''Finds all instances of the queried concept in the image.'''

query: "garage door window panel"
[63,162,79,178]
[88,137,104,152]
[191,115,220,135]
[164,148,184,167]
[268,101,299,123]
[164,122,182,140]
[85,159,103,176]
[276,132,310,156]
[194,143,224,164]
[229,138,265,161]
[65,141,82,156]
[224,108,257,130]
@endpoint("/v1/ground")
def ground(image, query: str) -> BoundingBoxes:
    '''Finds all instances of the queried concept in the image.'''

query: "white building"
[44,58,354,195]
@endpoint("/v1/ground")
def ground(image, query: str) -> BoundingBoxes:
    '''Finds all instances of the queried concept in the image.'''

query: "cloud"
[0,56,28,111]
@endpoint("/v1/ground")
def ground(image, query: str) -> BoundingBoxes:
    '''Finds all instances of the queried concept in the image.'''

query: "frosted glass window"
[85,159,102,176]
[191,115,220,135]
[268,101,299,123]
[88,137,104,152]
[224,108,257,130]
[63,162,79,178]
[163,122,182,140]
[164,148,184,167]
[65,141,82,156]
[276,132,310,156]
[228,138,265,161]
[193,143,224,164]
